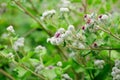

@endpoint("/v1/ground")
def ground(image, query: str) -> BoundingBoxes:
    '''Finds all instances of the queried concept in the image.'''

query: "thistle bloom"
[98,14,108,20]
[82,25,86,31]
[47,25,75,45]
[84,13,96,26]
[47,32,63,45]
[84,14,91,21]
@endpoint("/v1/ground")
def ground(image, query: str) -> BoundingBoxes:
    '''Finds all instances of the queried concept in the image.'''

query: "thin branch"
[29,0,39,14]
[81,0,87,13]
[0,69,15,80]
[67,45,120,50]
[13,0,52,36]
[109,49,111,60]
[97,26,120,41]
[9,37,20,60]
[22,28,37,37]
[13,61,46,80]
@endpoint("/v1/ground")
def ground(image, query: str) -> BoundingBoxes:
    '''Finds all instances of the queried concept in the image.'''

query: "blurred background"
[0,0,120,80]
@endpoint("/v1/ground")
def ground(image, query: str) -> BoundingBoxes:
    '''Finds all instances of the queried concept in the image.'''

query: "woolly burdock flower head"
[47,27,66,45]
[60,7,69,13]
[6,25,15,33]
[41,9,56,20]
[98,14,108,21]
[55,32,61,38]
[57,61,62,67]
[82,25,86,30]
[58,28,65,33]
[62,73,72,80]
[94,60,105,69]
[35,45,46,53]
[68,25,75,32]
[13,37,24,51]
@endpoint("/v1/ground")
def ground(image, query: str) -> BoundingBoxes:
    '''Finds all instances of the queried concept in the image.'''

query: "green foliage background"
[0,0,120,80]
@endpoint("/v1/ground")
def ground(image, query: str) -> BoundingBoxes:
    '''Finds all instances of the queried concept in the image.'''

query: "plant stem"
[64,14,70,25]
[109,49,111,60]
[67,45,120,50]
[13,0,52,36]
[9,37,20,60]
[81,0,87,13]
[22,28,37,37]
[29,0,39,14]
[97,26,120,41]
[76,53,93,80]
[13,61,46,80]
[0,69,15,80]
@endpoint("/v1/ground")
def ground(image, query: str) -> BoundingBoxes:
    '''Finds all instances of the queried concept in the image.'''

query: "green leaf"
[14,67,27,78]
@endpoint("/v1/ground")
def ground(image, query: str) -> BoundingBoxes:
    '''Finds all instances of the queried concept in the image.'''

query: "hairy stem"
[67,45,120,50]
[29,0,39,14]
[13,0,52,36]
[13,61,46,80]
[97,26,120,41]
[0,69,15,80]
[81,0,87,13]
